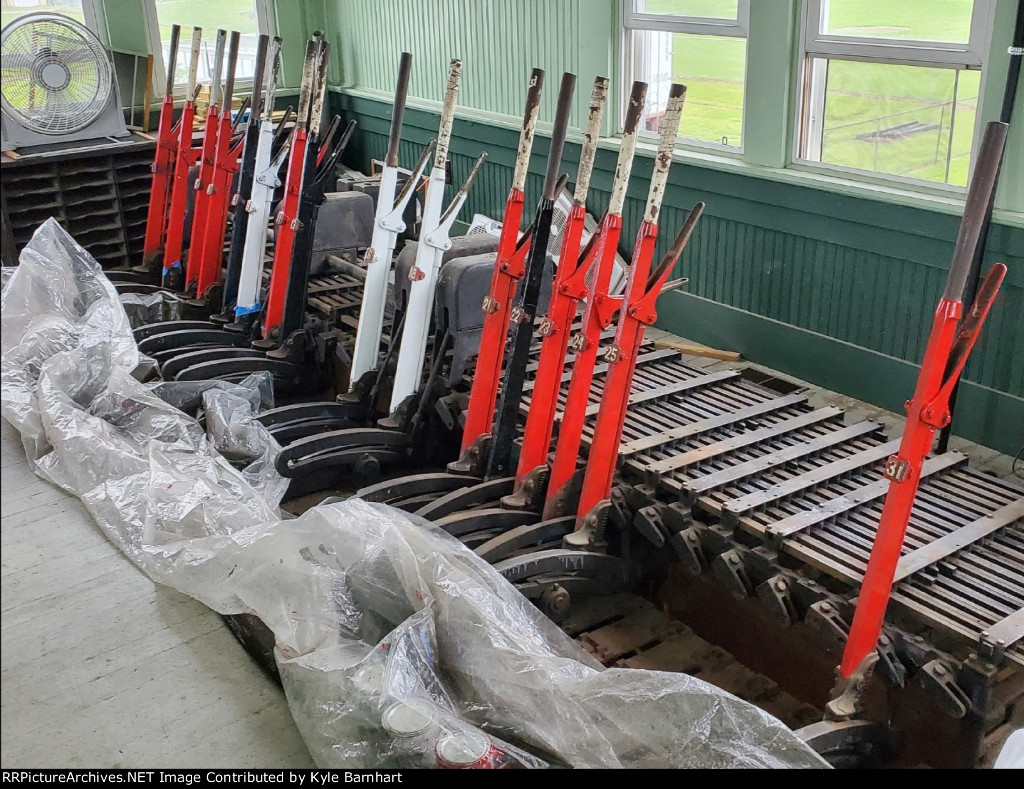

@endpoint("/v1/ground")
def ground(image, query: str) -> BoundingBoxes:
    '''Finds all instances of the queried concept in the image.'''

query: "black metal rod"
[542,72,577,200]
[941,122,1008,303]
[165,25,181,95]
[939,2,1022,452]
[248,34,269,123]
[484,72,577,479]
[387,52,413,167]
[222,31,241,111]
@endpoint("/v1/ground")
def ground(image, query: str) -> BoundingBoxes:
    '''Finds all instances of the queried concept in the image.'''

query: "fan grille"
[1,13,113,135]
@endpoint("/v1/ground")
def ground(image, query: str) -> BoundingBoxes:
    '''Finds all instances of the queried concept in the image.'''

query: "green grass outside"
[151,0,256,40]
[2,1,85,28]
[638,0,979,184]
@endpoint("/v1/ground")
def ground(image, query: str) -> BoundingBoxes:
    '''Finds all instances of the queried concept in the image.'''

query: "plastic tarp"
[0,219,831,769]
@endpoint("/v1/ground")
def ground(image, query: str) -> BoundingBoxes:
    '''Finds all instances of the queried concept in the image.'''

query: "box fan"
[1,12,129,152]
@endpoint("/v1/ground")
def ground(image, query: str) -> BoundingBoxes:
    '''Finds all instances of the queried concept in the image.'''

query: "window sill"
[621,135,1023,229]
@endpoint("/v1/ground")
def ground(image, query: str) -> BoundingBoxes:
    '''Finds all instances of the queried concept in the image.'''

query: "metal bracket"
[917,659,971,719]
[874,633,907,688]
[711,549,753,599]
[669,526,705,576]
[805,599,851,647]
[756,574,798,626]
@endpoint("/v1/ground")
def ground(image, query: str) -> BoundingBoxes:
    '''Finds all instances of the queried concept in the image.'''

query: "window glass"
[632,29,745,145]
[815,60,980,186]
[634,0,739,20]
[821,0,976,43]
[799,0,986,186]
[1,0,85,28]
[154,0,261,86]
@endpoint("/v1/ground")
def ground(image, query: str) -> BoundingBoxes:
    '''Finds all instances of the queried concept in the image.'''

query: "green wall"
[91,0,1023,455]
[324,0,1022,456]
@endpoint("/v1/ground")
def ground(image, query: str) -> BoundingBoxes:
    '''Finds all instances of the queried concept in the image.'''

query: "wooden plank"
[894,499,1024,582]
[615,630,705,672]
[581,606,685,663]
[765,452,968,543]
[559,593,646,638]
[653,340,742,362]
[621,392,809,459]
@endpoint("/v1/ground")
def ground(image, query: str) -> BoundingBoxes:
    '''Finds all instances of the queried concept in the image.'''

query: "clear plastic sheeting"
[119,289,185,327]
[200,372,289,510]
[0,219,832,769]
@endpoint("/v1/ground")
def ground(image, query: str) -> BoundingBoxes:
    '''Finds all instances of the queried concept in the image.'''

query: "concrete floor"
[2,334,1021,768]
[0,417,316,768]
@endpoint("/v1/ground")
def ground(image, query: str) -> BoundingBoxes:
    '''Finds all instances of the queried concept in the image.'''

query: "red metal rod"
[839,120,1009,680]
[194,121,246,297]
[161,101,202,279]
[456,68,545,457]
[183,31,228,290]
[511,76,610,491]
[575,203,703,525]
[541,81,649,520]
[142,24,181,270]
[260,37,320,341]
[193,32,244,298]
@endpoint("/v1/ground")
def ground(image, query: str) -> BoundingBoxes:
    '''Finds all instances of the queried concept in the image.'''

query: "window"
[152,0,269,93]
[1,0,91,29]
[797,0,993,188]
[622,0,749,149]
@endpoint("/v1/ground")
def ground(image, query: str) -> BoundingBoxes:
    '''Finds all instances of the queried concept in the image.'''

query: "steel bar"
[484,72,577,479]
[541,81,648,518]
[840,121,1009,680]
[160,27,205,286]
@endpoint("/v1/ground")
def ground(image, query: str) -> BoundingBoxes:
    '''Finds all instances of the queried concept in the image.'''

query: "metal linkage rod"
[214,33,270,323]
[349,52,420,386]
[230,37,286,328]
[255,35,321,346]
[483,71,578,479]
[191,30,244,300]
[180,28,228,293]
[389,59,472,413]
[568,83,691,533]
[503,75,610,506]
[278,47,364,343]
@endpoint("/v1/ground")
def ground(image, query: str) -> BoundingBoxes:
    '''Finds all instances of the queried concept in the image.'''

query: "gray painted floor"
[2,333,1020,768]
[0,418,316,768]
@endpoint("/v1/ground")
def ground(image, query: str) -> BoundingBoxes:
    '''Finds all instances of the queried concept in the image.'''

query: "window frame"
[143,0,274,101]
[793,0,996,191]
[620,0,751,154]
[1,0,102,34]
